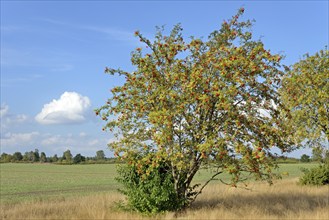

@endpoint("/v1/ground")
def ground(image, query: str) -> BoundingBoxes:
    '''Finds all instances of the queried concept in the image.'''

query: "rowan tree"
[280,48,329,150]
[96,8,294,210]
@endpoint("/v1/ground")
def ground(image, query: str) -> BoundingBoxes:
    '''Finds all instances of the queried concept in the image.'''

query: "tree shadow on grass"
[190,190,329,217]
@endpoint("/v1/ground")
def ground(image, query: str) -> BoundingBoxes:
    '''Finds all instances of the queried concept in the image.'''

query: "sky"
[1,1,328,158]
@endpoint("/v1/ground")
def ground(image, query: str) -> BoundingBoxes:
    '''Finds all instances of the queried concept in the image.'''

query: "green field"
[0,163,118,204]
[0,163,318,204]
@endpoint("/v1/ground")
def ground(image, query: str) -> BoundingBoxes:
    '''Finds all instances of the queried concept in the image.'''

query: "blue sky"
[1,1,328,158]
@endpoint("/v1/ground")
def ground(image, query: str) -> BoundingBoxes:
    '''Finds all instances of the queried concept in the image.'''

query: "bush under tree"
[299,163,329,186]
[116,155,185,213]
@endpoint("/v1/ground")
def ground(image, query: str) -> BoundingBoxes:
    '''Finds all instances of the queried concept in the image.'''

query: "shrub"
[116,161,185,214]
[299,163,329,185]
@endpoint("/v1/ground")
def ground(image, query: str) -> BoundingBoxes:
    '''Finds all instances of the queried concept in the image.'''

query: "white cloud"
[0,131,110,156]
[258,100,278,119]
[38,133,109,156]
[15,114,28,123]
[1,132,40,146]
[40,18,142,46]
[0,104,9,118]
[40,134,61,146]
[1,104,29,129]
[79,132,87,137]
[83,26,138,43]
[35,92,91,125]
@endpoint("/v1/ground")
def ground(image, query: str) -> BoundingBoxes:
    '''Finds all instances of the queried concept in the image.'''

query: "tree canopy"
[280,48,329,148]
[96,8,294,210]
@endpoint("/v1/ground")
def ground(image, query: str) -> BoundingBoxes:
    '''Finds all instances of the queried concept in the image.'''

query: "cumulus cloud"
[35,92,91,125]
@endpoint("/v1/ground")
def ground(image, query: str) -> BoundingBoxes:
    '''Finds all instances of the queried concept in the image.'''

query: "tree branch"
[189,170,223,205]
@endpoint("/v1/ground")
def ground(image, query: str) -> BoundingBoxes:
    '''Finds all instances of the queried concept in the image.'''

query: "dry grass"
[1,178,328,220]
[184,178,329,219]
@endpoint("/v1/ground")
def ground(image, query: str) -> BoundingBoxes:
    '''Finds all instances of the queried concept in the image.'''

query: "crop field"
[1,163,328,219]
[0,163,118,204]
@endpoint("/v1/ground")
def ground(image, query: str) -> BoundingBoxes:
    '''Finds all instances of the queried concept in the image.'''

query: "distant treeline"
[0,149,119,164]
[1,148,317,165]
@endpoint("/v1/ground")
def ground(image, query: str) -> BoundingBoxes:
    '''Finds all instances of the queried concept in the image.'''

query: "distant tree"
[62,150,73,163]
[300,154,310,163]
[25,151,37,162]
[73,154,81,164]
[73,154,85,164]
[312,146,324,162]
[96,150,106,161]
[0,153,12,163]
[34,149,40,162]
[12,152,23,162]
[0,153,7,162]
[40,152,47,163]
[52,154,59,163]
[22,152,30,162]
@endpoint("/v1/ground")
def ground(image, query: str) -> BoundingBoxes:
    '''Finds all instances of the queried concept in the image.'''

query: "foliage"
[12,152,23,162]
[324,149,329,164]
[62,150,73,164]
[96,150,106,161]
[116,157,186,213]
[73,154,86,164]
[274,156,299,164]
[300,154,310,163]
[22,150,39,162]
[0,153,12,163]
[0,149,114,164]
[50,154,59,163]
[33,149,40,162]
[40,152,47,163]
[280,48,329,148]
[299,163,329,185]
[312,146,324,162]
[96,8,294,211]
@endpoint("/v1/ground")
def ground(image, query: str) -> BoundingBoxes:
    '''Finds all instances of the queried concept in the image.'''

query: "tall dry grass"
[1,178,328,219]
